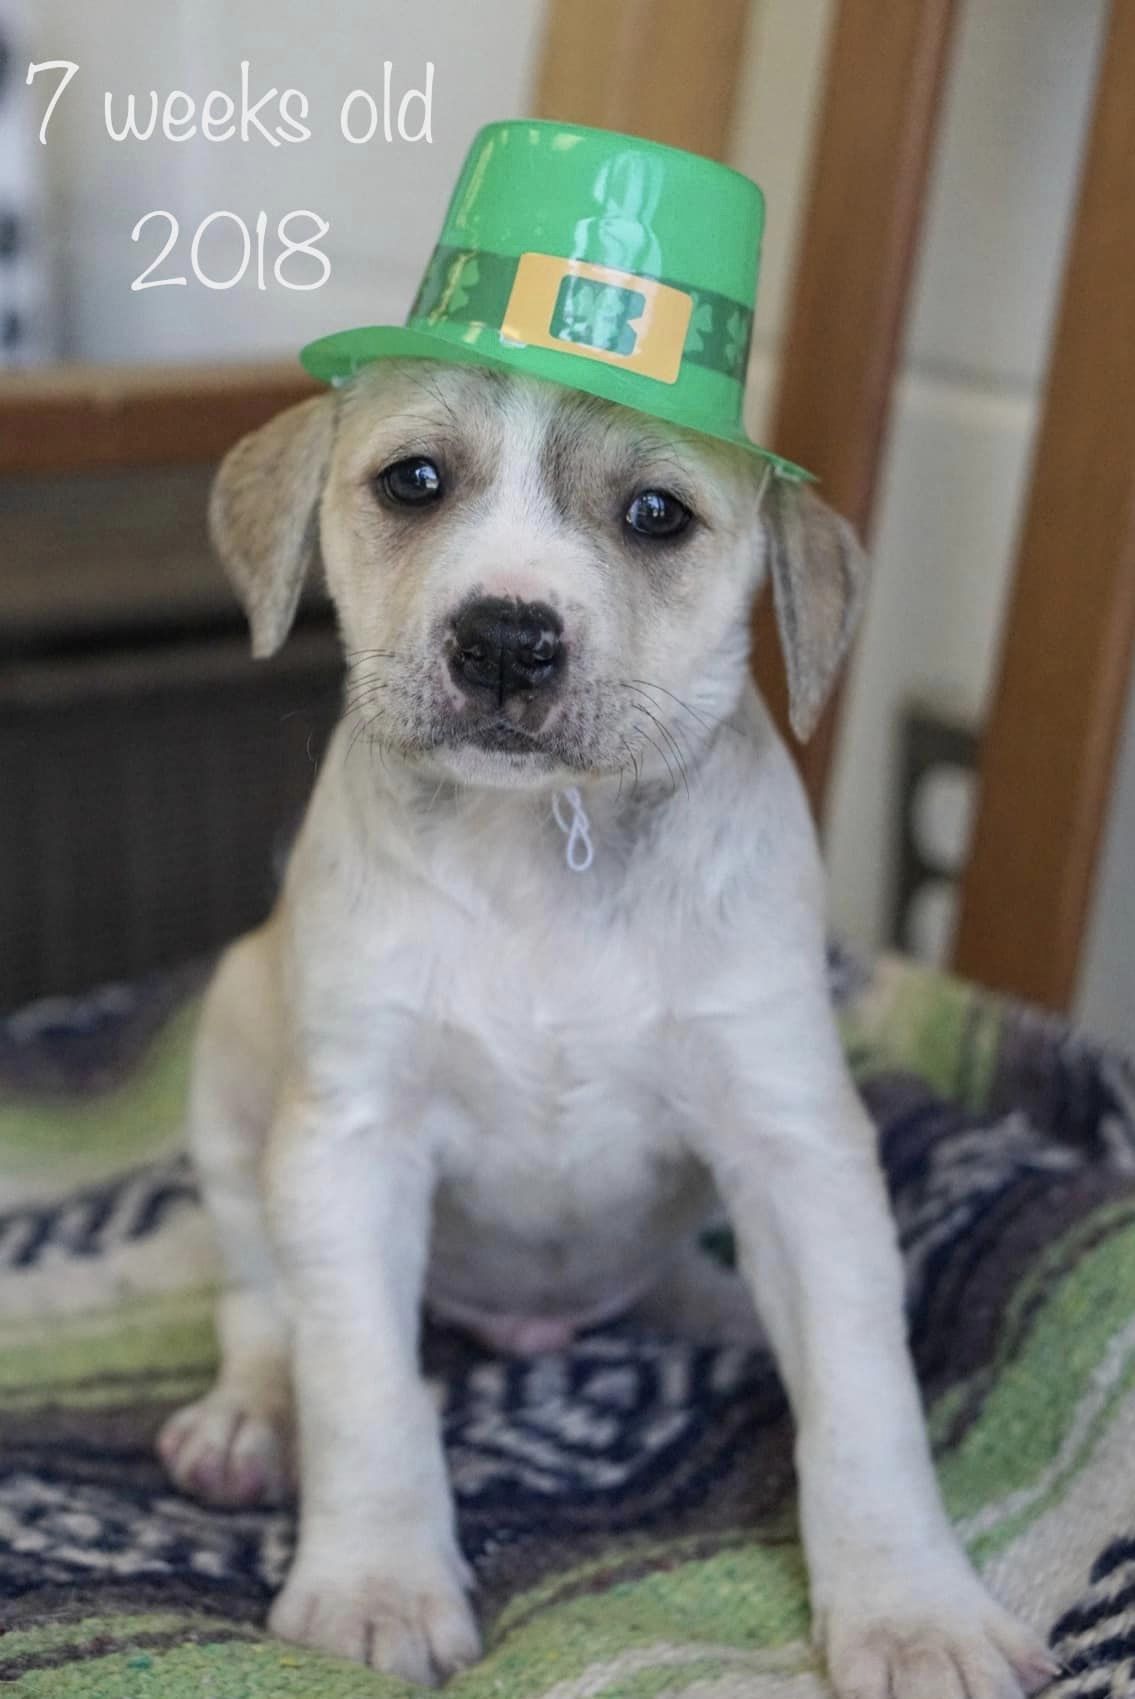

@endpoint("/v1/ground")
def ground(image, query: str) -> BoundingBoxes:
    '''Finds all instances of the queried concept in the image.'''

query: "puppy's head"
[211,362,865,788]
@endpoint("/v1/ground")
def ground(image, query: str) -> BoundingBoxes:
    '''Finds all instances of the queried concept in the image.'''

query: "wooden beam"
[953,0,1135,1010]
[753,0,959,815]
[534,0,750,160]
[0,361,317,476]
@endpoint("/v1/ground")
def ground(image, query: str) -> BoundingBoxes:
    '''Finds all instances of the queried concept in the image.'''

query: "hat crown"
[439,120,763,309]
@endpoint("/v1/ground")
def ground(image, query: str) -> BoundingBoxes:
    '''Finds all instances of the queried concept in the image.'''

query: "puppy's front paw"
[158,1393,291,1507]
[270,1548,480,1685]
[823,1574,1057,1699]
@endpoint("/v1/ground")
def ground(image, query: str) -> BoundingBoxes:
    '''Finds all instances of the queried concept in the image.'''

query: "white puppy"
[159,362,1053,1698]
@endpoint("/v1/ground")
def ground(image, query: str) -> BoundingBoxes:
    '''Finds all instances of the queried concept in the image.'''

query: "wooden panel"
[953,0,1135,1011]
[0,464,332,653]
[535,0,750,159]
[0,467,219,651]
[753,0,959,815]
[0,361,317,476]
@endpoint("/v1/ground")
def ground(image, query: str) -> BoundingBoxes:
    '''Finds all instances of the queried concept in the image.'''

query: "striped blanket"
[2,949,1134,1697]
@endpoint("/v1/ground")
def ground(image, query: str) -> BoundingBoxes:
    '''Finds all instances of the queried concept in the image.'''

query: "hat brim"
[300,324,812,482]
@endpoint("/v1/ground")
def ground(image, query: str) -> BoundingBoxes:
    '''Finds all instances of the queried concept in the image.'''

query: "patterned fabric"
[411,246,755,382]
[2,949,1135,1696]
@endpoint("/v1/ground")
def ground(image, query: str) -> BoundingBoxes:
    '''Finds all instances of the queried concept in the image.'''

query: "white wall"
[733,0,1130,1048]
[30,0,547,361]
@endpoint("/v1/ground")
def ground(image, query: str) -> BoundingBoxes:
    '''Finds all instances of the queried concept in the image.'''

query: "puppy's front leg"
[265,1077,479,1685]
[701,1009,1054,1699]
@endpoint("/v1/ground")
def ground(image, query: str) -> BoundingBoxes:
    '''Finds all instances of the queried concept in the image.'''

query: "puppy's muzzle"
[449,598,565,710]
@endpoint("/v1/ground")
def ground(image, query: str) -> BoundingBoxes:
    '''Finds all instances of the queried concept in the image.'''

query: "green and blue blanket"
[1,949,1134,1697]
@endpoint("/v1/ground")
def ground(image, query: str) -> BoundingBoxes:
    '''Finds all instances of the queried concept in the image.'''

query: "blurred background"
[1,0,1131,1049]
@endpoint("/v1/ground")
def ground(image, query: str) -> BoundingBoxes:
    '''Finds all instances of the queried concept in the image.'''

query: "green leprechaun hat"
[301,119,811,480]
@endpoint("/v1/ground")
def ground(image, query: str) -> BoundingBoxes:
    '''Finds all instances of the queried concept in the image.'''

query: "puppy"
[159,362,1052,1698]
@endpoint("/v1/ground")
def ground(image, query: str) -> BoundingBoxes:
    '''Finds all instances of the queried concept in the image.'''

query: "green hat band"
[412,245,754,385]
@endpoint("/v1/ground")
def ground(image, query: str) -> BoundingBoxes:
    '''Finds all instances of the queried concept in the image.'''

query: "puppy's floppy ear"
[763,476,869,741]
[209,394,336,658]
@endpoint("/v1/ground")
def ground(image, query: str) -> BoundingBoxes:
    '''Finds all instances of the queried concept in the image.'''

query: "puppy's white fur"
[160,364,1052,1697]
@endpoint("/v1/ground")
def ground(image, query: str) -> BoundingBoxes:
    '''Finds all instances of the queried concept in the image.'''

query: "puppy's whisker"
[342,672,393,701]
[342,683,392,715]
[343,659,397,693]
[344,720,366,765]
[658,724,691,793]
[342,663,396,695]
[367,726,393,779]
[344,654,400,677]
[345,716,369,763]
[344,706,388,767]
[629,703,690,800]
[619,685,709,795]
[630,713,683,800]
[342,701,388,730]
[612,733,639,805]
[618,682,697,758]
[638,729,679,797]
[343,672,392,693]
[622,678,729,742]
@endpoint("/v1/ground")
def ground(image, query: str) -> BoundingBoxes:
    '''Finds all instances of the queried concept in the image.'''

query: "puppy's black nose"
[450,598,564,703]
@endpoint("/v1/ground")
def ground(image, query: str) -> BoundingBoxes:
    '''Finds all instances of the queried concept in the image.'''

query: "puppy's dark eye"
[379,456,443,507]
[625,489,692,539]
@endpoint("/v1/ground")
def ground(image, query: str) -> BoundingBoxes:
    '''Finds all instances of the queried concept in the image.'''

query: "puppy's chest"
[415,897,693,1200]
[426,991,705,1308]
